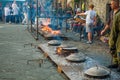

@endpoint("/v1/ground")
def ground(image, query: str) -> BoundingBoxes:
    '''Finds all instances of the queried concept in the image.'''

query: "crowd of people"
[0,1,38,24]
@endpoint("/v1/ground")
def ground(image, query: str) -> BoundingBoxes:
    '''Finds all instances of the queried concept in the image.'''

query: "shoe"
[117,65,120,72]
[81,34,84,38]
[86,41,92,44]
[107,64,118,68]
[117,67,120,72]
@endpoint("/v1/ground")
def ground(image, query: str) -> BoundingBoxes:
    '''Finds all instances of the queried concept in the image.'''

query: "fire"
[51,30,61,35]
[41,26,52,32]
[41,26,61,35]
[40,18,61,35]
[56,47,62,55]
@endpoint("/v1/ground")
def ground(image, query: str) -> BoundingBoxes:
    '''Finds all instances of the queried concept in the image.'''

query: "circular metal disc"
[48,40,61,46]
[66,53,86,62]
[84,66,110,79]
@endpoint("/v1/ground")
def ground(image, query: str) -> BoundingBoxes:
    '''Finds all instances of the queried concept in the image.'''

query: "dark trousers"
[5,15,10,23]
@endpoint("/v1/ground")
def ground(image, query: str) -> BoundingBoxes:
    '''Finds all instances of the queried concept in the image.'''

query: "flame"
[57,47,62,54]
[41,26,61,35]
[51,30,61,35]
[41,26,52,32]
[40,18,61,35]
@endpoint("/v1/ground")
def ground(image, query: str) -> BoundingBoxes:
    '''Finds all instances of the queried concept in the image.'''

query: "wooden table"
[38,43,120,80]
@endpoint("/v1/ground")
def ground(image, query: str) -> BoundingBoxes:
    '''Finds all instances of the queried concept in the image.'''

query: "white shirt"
[85,10,96,24]
[13,6,19,15]
[4,7,10,16]
[12,3,19,15]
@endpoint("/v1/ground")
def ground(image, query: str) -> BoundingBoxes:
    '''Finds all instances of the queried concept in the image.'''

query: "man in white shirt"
[77,4,96,44]
[12,1,19,23]
[4,5,10,23]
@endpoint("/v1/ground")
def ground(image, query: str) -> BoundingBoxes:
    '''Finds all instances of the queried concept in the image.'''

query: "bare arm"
[77,13,86,16]
[100,24,110,35]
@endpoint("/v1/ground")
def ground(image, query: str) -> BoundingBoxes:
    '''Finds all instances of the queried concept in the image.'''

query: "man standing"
[12,1,19,23]
[22,2,28,25]
[77,4,96,44]
[4,4,10,23]
[109,0,120,72]
[65,4,73,18]
[57,4,63,30]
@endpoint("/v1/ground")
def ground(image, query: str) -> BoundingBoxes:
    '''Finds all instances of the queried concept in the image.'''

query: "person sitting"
[72,8,81,33]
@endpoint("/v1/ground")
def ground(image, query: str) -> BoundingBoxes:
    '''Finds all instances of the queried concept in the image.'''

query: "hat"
[77,8,81,12]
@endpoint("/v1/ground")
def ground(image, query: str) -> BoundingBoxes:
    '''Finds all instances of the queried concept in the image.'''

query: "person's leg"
[13,15,15,23]
[17,15,19,23]
[8,15,10,23]
[11,15,14,23]
[22,13,28,24]
[117,52,120,72]
[72,24,77,32]
[77,24,81,33]
[60,18,63,30]
[22,17,25,24]
[88,32,92,42]
[5,16,7,23]
[108,53,118,68]
[82,26,87,39]
[86,23,93,43]
[6,16,9,23]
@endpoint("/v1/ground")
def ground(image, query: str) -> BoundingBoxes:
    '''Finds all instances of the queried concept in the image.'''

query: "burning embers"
[40,25,61,36]
[56,45,78,56]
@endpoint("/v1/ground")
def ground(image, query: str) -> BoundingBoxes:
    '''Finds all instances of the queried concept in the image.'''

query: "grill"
[66,52,86,62]
[56,45,78,56]
[84,66,110,79]
[48,40,61,46]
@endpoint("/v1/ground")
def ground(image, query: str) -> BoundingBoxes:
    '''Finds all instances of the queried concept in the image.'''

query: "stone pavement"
[0,23,65,80]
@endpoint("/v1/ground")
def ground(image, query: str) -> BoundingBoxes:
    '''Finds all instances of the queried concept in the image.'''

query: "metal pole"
[36,0,39,40]
[30,0,32,32]
[65,0,67,32]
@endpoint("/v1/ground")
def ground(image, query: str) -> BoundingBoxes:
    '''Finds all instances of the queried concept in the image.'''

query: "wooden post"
[44,52,48,58]
[57,65,62,73]
[36,0,39,40]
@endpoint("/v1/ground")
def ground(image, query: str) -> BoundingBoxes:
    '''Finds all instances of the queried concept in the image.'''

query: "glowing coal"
[56,45,78,56]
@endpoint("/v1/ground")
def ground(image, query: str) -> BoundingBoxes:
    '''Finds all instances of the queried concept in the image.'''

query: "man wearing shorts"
[77,4,96,44]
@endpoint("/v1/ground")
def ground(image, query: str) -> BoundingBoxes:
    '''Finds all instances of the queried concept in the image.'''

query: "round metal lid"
[66,53,86,62]
[84,66,110,79]
[62,47,77,50]
[48,40,61,46]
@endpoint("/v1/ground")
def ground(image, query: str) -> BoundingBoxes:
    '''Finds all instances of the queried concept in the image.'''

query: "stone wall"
[55,0,112,23]
[86,0,111,22]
